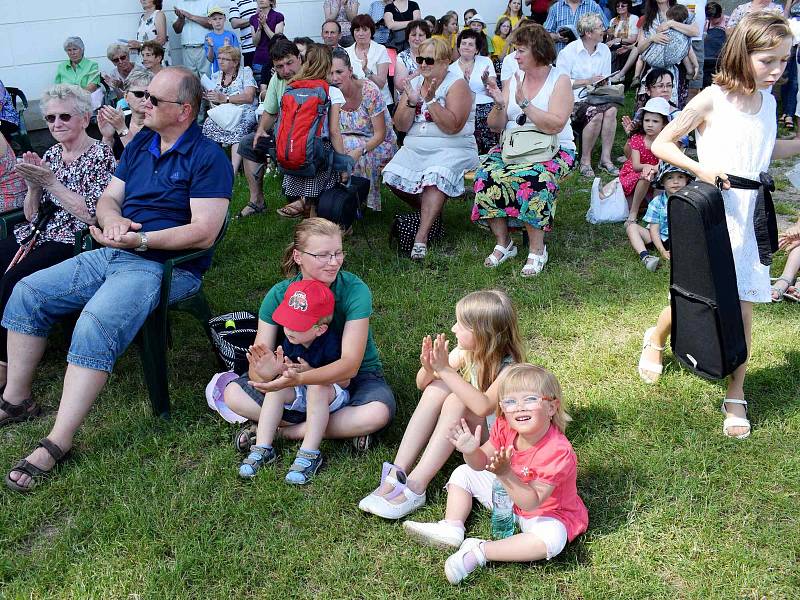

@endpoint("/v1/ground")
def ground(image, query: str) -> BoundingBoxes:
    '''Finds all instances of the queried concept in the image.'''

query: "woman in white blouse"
[448,29,498,154]
[556,12,618,178]
[346,14,393,108]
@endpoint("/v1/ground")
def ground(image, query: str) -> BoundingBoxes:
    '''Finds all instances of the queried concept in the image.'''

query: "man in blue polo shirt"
[1,67,233,492]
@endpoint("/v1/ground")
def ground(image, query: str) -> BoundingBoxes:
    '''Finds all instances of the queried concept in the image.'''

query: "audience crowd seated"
[1,0,799,559]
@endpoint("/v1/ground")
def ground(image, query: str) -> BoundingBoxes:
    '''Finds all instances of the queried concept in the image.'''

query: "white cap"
[642,96,672,117]
[468,14,486,25]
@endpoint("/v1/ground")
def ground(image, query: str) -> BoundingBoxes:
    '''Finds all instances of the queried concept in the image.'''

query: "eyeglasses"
[144,91,184,107]
[499,395,554,411]
[111,55,129,63]
[650,83,672,90]
[415,56,436,65]
[44,113,74,124]
[300,250,346,263]
[127,90,147,98]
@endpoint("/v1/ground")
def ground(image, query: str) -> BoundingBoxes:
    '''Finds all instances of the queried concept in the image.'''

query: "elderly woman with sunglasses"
[0,84,115,394]
[98,70,154,159]
[101,43,137,101]
[472,24,575,276]
[382,37,478,260]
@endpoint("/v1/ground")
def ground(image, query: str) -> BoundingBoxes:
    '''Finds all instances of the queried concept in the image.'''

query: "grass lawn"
[1,139,799,599]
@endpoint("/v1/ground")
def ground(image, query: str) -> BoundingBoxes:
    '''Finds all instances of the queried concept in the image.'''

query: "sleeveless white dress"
[695,85,776,303]
[382,70,479,197]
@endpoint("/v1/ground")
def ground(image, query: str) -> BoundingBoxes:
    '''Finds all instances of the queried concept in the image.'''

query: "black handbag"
[389,212,444,254]
[317,175,370,230]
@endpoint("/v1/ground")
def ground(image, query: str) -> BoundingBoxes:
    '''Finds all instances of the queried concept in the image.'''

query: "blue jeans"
[2,248,201,373]
[781,45,798,116]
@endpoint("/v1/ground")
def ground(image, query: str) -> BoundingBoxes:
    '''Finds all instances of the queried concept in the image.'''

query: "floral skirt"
[471,146,576,230]
[342,133,398,211]
[475,103,499,155]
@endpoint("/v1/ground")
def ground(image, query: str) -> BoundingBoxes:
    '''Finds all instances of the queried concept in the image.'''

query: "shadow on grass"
[743,349,800,423]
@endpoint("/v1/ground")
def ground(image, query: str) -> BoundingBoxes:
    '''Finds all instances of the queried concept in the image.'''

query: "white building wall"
[1,0,503,128]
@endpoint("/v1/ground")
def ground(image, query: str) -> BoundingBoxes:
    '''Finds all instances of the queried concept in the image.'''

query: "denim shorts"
[231,369,396,424]
[2,248,200,373]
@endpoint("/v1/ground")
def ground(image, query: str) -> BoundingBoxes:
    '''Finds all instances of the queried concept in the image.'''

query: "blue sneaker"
[238,445,276,479]
[285,449,324,485]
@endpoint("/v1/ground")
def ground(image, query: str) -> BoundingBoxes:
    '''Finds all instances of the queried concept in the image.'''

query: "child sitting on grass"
[626,162,693,271]
[619,97,672,224]
[238,279,350,484]
[402,364,588,585]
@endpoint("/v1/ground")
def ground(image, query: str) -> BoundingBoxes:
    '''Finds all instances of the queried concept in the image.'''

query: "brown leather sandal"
[276,199,306,219]
[5,438,69,493]
[0,396,40,427]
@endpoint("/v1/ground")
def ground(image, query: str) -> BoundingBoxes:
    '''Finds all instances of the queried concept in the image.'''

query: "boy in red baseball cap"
[238,280,350,484]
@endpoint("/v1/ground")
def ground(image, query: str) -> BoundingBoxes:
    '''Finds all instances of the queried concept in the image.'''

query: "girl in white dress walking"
[639,13,800,439]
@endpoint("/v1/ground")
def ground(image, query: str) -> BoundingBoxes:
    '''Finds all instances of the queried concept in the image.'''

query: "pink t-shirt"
[489,418,589,541]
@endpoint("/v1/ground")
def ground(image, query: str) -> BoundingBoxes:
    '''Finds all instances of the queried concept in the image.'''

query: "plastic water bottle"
[491,479,516,539]
[788,162,800,190]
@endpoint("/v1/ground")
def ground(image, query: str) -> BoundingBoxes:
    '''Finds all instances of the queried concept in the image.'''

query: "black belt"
[719,172,777,267]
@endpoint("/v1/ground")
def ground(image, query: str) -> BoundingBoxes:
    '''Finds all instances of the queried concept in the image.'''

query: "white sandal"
[520,246,548,277]
[484,239,517,267]
[410,243,427,260]
[721,398,751,439]
[638,326,665,384]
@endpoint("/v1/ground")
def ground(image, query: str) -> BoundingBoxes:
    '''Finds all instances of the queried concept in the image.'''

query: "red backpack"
[273,79,332,177]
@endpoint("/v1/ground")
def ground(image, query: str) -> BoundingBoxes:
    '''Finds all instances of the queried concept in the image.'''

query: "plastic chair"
[0,208,25,240]
[78,215,230,418]
[6,87,32,153]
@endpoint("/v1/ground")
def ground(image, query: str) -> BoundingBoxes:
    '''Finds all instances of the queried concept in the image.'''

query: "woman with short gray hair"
[54,37,101,92]
[0,84,115,395]
[556,12,618,178]
[102,43,136,98]
[98,70,153,159]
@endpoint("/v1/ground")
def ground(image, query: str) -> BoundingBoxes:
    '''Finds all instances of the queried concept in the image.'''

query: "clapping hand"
[480,68,490,86]
[621,114,634,135]
[513,72,526,106]
[428,333,450,373]
[403,79,421,105]
[15,153,56,188]
[97,106,125,139]
[206,35,214,48]
[420,335,436,376]
[486,76,503,104]
[421,78,437,103]
[487,445,513,477]
[247,343,283,381]
[447,418,482,454]
[641,163,658,181]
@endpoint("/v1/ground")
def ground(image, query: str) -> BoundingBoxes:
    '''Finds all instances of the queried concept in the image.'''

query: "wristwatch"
[519,98,531,110]
[406,99,418,108]
[135,232,149,252]
[225,95,231,103]
[117,127,130,137]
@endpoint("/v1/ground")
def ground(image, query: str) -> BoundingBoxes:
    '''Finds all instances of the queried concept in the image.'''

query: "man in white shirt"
[173,0,214,77]
[229,0,258,67]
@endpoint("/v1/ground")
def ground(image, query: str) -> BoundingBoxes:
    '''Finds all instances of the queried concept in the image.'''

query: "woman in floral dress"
[332,49,398,211]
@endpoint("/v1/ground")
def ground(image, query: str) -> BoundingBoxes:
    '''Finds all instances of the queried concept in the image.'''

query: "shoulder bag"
[500,125,558,165]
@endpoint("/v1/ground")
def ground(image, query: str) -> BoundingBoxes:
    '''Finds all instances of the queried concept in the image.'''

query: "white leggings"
[448,464,568,560]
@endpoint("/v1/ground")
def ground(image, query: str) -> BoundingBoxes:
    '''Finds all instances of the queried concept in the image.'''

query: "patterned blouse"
[0,81,20,128]
[14,142,115,247]
[0,140,26,211]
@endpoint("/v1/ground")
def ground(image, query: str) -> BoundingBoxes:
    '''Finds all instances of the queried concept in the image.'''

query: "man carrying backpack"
[236,38,302,218]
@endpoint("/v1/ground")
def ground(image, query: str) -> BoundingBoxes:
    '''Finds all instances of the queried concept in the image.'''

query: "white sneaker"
[444,538,487,585]
[366,485,426,520]
[642,255,660,272]
[403,520,465,549]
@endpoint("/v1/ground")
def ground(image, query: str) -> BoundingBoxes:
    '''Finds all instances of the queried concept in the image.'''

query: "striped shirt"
[229,0,258,54]
[544,0,609,53]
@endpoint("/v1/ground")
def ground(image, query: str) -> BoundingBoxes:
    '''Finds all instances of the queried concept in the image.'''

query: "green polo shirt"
[259,75,288,115]
[54,57,101,89]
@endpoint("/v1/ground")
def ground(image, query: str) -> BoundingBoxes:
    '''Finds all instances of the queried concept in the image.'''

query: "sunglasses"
[144,91,183,107]
[111,55,128,63]
[127,90,147,98]
[44,113,74,124]
[415,56,436,65]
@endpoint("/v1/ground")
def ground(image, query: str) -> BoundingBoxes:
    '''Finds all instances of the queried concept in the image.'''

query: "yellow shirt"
[433,32,456,49]
[492,35,509,58]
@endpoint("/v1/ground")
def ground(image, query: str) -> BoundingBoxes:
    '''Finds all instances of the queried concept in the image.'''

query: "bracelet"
[406,99,418,108]
[493,103,505,111]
